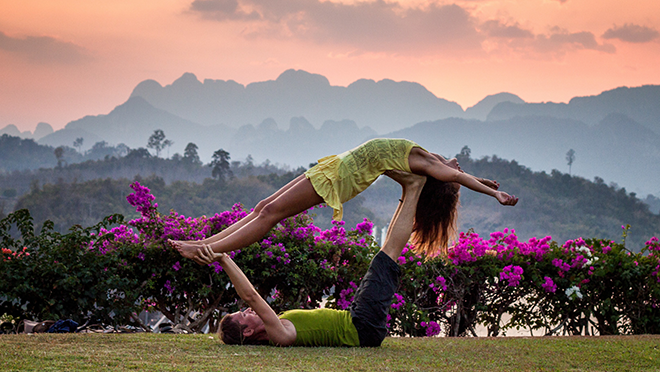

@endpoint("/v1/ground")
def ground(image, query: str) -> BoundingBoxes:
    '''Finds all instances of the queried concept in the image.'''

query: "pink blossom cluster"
[541,276,557,293]
[429,276,447,293]
[316,220,347,245]
[337,281,358,310]
[92,225,140,255]
[126,182,157,218]
[391,293,405,310]
[355,218,373,236]
[419,320,442,337]
[447,229,551,265]
[499,265,524,287]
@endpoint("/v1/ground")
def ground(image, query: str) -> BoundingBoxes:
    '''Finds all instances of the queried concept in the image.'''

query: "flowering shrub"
[1,181,659,336]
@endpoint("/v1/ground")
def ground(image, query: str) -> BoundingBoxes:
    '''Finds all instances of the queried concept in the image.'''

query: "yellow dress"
[304,138,424,221]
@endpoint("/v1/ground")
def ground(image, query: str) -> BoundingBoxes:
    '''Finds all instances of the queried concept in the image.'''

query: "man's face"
[232,308,263,333]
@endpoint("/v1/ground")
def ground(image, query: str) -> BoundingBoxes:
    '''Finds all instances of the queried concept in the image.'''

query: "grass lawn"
[1,334,658,371]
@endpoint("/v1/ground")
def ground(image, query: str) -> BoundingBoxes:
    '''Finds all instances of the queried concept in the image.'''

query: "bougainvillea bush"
[1,181,659,336]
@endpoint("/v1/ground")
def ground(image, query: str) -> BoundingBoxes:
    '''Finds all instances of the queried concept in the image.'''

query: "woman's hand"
[495,191,518,206]
[197,244,227,265]
[479,178,500,190]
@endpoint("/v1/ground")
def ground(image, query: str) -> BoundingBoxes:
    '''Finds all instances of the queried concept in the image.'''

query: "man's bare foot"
[384,169,427,189]
[168,239,204,260]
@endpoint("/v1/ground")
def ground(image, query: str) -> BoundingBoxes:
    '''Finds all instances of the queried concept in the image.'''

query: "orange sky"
[1,0,659,132]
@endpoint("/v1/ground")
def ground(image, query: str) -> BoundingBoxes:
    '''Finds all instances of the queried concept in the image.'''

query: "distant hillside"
[7,70,659,197]
[7,149,658,252]
[0,122,53,140]
[130,69,465,134]
[384,113,660,197]
[488,85,660,134]
[39,96,379,166]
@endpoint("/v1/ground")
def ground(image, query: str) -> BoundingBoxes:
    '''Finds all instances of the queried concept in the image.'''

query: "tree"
[457,145,471,163]
[73,137,84,154]
[183,142,201,165]
[460,145,471,158]
[147,129,171,158]
[566,149,576,175]
[210,149,232,183]
[54,146,65,168]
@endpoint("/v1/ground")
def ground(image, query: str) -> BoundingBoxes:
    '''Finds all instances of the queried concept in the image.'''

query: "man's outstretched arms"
[197,245,297,346]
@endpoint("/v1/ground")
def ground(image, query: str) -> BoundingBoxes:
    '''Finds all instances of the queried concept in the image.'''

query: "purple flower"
[420,320,441,337]
[541,276,557,293]
[164,280,175,294]
[209,261,222,274]
[499,265,524,287]
[355,218,373,235]
[172,261,182,271]
[391,293,405,310]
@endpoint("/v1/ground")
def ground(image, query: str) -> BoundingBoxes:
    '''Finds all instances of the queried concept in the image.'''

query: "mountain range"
[2,69,659,197]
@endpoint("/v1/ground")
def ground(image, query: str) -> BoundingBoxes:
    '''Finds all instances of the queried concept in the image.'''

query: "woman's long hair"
[219,314,269,345]
[411,176,460,258]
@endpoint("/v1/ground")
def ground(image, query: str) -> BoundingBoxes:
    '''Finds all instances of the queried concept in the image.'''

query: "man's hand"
[197,244,227,265]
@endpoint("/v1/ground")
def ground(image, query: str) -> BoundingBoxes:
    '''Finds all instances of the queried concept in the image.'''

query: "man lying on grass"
[196,170,426,346]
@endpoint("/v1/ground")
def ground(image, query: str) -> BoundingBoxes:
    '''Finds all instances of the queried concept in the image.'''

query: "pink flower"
[541,277,557,293]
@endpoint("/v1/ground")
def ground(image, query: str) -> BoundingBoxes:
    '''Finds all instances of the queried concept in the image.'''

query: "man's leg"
[348,170,426,347]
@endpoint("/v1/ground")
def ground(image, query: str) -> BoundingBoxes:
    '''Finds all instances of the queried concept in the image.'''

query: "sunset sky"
[1,0,659,133]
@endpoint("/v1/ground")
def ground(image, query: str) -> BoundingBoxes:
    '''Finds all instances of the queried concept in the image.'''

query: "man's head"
[218,308,268,345]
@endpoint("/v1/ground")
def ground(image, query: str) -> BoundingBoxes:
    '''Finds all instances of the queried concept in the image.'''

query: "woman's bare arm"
[411,149,518,205]
[197,245,297,346]
[431,153,499,190]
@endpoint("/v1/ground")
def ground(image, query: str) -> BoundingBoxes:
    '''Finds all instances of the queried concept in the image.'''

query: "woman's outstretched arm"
[197,245,297,346]
[409,148,518,206]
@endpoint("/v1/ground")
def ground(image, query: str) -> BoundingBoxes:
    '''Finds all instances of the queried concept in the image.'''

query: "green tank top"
[273,308,360,347]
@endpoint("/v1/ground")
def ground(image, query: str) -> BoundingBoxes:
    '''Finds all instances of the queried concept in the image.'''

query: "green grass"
[1,334,659,371]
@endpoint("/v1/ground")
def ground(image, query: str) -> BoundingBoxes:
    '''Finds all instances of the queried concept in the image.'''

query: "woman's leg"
[170,175,309,247]
[176,176,324,262]
[380,170,426,260]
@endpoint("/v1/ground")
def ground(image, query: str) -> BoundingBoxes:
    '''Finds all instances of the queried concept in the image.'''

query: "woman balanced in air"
[170,138,518,263]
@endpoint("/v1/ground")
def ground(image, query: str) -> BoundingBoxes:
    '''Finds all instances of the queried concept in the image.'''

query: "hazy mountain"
[0,122,53,140]
[33,122,54,139]
[17,70,660,198]
[130,69,465,134]
[464,93,525,121]
[487,85,660,134]
[385,113,660,197]
[36,95,376,165]
[38,96,237,160]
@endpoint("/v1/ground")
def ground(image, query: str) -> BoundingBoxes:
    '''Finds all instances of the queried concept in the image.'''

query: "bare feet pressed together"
[168,239,204,261]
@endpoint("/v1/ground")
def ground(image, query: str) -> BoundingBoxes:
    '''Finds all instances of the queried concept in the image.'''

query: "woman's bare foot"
[384,169,427,189]
[168,239,204,260]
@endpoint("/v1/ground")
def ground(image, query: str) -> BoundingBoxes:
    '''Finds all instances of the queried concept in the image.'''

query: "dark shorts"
[350,250,401,347]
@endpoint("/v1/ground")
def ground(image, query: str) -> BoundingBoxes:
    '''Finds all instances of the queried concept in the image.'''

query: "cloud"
[188,0,620,58]
[190,0,260,21]
[537,28,616,54]
[0,31,89,64]
[481,20,533,39]
[189,0,484,54]
[602,23,660,43]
